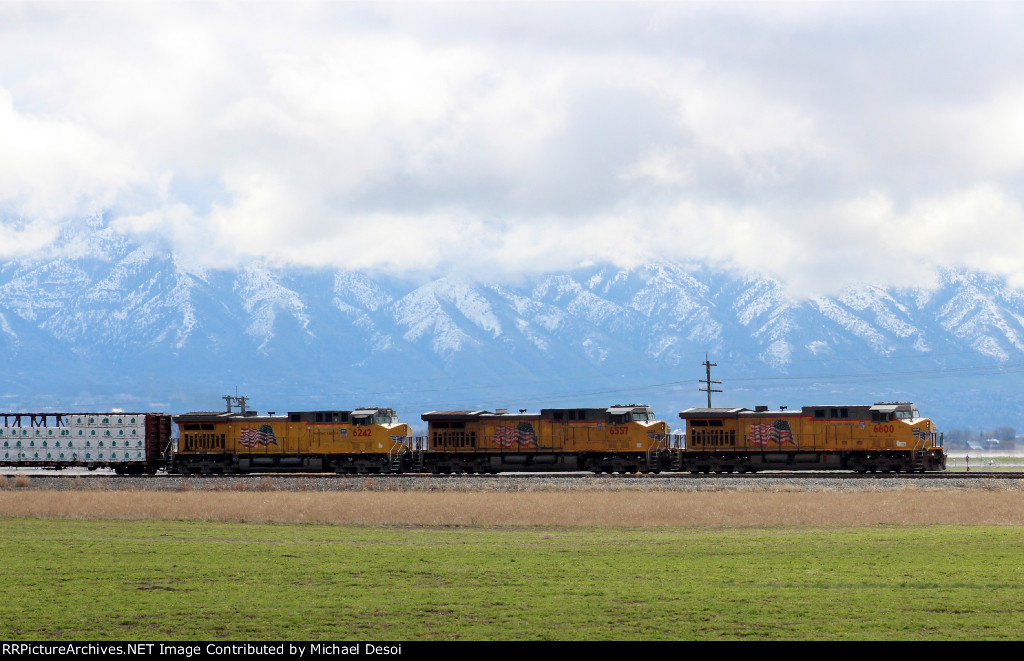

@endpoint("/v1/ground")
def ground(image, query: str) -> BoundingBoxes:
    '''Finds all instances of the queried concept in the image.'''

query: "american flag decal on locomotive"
[494,423,538,448]
[239,424,279,448]
[749,420,796,447]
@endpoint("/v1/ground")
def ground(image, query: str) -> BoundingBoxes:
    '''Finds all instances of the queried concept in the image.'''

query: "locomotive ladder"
[670,433,685,471]
[387,438,408,472]
[645,448,660,471]
[410,436,427,472]
[389,451,403,472]
[670,450,683,471]
[646,434,669,471]
[910,434,929,470]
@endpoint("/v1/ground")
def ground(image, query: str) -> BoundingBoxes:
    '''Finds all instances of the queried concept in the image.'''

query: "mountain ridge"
[2,234,1024,432]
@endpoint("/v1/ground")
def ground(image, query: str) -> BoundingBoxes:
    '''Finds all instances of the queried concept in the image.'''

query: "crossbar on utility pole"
[699,353,722,408]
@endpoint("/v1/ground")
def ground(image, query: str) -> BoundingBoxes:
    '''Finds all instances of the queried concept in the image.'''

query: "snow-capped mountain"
[2,230,1024,432]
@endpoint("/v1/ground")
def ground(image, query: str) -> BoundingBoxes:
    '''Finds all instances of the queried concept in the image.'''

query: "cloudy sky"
[2,1,1023,297]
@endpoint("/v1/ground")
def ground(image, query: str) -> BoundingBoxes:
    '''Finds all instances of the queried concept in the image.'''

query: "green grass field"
[1,518,1022,640]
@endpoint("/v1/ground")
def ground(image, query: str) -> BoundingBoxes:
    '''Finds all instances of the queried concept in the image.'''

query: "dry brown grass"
[2,489,1024,526]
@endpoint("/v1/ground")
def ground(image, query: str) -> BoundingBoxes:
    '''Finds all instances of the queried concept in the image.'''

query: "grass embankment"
[1,517,1023,640]
[3,488,1024,525]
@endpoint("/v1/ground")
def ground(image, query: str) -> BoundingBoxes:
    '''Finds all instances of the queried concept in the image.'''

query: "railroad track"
[4,470,1021,480]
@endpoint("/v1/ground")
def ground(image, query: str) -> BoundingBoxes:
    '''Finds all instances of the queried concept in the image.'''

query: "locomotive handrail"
[645,435,666,451]
[386,437,410,472]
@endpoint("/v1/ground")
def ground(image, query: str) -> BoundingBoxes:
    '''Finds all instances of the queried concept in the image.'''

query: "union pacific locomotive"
[173,401,411,474]
[0,397,947,474]
[419,405,669,473]
[679,402,946,473]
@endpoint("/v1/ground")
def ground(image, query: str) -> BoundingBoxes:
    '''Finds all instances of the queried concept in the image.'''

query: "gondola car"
[420,404,671,473]
[678,402,946,473]
[172,402,412,474]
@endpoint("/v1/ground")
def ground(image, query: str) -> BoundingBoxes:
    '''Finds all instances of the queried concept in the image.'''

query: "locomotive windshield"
[373,408,396,424]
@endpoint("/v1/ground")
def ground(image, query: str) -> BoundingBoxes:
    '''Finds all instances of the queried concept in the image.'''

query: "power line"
[249,356,1024,411]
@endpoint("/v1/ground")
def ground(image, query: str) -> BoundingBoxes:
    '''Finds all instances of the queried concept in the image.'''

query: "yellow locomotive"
[678,402,946,473]
[420,404,670,473]
[173,399,412,474]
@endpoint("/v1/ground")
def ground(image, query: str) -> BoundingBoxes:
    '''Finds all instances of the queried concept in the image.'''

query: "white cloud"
[944,85,1024,177]
[2,1,1024,297]
[0,87,141,222]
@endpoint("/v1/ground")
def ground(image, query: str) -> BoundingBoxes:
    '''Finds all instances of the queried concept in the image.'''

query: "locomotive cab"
[352,408,398,426]
[604,405,657,425]
[870,402,920,422]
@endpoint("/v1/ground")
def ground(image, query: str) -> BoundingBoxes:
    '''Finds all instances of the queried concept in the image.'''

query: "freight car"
[678,402,946,473]
[419,404,672,473]
[171,399,412,474]
[0,412,172,474]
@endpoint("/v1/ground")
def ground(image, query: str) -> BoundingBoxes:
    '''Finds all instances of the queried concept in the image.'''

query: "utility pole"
[699,353,722,408]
